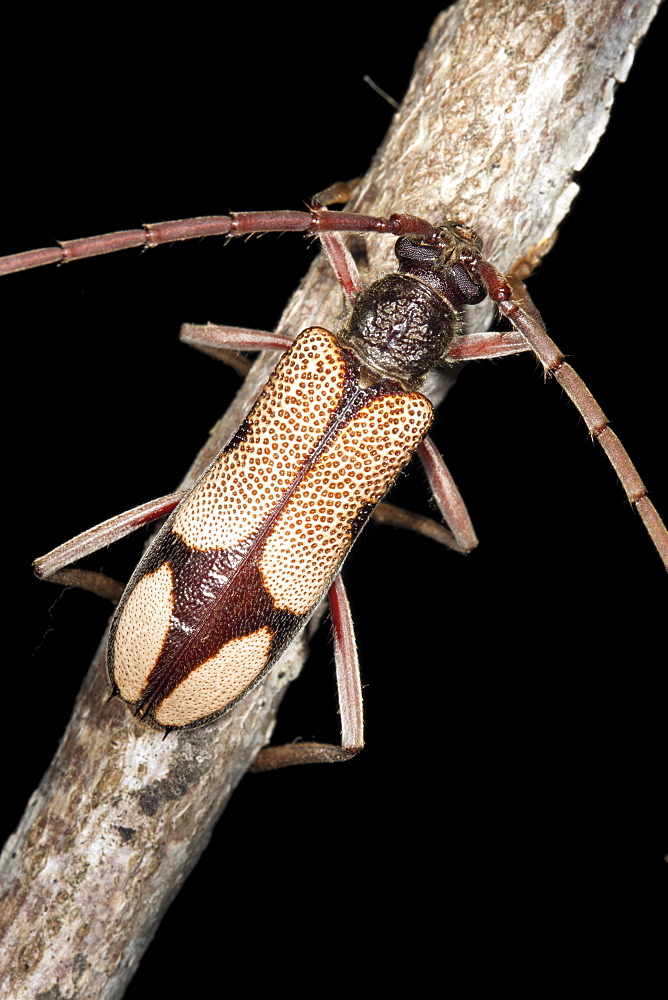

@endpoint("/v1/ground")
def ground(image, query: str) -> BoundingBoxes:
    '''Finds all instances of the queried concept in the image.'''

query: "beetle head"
[394,222,486,306]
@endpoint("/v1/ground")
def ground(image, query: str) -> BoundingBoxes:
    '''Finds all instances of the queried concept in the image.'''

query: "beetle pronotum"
[4,4,664,995]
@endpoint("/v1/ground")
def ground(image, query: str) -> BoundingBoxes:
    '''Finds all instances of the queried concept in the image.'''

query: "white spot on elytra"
[154,626,274,727]
[113,562,174,701]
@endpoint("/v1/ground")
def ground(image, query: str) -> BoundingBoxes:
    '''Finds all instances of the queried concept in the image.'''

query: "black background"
[3,4,666,992]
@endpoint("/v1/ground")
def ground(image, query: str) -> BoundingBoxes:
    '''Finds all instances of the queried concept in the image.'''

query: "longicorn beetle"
[6,200,667,769]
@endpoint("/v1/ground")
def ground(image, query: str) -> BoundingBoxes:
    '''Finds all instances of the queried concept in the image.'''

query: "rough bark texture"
[1,2,660,997]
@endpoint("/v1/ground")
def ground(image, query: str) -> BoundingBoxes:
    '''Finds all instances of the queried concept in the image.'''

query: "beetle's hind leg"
[251,574,364,770]
[250,433,482,772]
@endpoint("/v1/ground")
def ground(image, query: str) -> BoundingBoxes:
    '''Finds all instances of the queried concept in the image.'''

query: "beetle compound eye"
[394,237,441,263]
[451,262,486,304]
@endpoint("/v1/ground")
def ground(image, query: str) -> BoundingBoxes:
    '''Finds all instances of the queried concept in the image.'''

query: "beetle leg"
[447,329,530,362]
[33,491,186,599]
[39,568,126,603]
[417,437,478,554]
[250,574,364,771]
[307,204,363,303]
[311,179,362,208]
[316,229,362,303]
[179,324,293,374]
[179,323,293,357]
[372,501,468,550]
[371,441,480,553]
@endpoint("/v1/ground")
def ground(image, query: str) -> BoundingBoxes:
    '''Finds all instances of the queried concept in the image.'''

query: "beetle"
[14,210,545,753]
[10,199,668,765]
[9,191,668,772]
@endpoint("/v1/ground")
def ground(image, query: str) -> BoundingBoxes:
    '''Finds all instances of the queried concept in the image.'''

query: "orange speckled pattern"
[172,328,347,551]
[259,392,432,613]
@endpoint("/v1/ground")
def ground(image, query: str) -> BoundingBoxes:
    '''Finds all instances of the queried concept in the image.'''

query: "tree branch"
[1,2,660,996]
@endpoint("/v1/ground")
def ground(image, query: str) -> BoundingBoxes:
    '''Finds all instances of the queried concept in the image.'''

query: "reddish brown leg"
[180,324,293,355]
[367,441,480,554]
[251,574,364,770]
[372,501,467,549]
[39,569,127,603]
[34,491,186,599]
[180,323,293,373]
[309,200,364,303]
[317,232,362,303]
[311,179,362,207]
[447,329,530,362]
[417,437,478,553]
